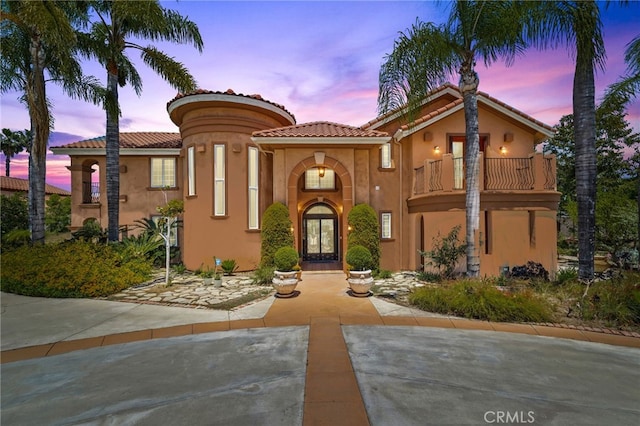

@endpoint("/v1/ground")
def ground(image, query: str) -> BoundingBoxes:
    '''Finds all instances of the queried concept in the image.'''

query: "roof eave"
[50,148,182,156]
[251,136,392,146]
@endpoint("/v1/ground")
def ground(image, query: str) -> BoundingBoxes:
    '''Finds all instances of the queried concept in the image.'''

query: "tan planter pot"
[347,269,373,297]
[272,271,299,298]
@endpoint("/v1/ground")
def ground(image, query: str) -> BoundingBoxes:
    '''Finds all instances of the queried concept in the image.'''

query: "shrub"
[0,241,152,298]
[375,269,393,279]
[72,219,108,244]
[346,245,374,271]
[419,225,467,279]
[274,246,299,272]
[555,267,578,285]
[260,202,294,267]
[119,232,163,263]
[577,272,640,327]
[0,193,28,239]
[347,204,380,270]
[409,279,553,323]
[416,270,442,283]
[252,265,275,285]
[510,261,549,281]
[2,229,30,250]
[220,259,239,275]
[45,194,71,233]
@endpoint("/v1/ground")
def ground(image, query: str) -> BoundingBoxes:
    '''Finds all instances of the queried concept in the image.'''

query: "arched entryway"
[302,203,339,262]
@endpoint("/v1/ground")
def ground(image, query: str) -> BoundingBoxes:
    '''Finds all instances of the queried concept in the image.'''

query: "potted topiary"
[272,246,300,297]
[345,245,374,297]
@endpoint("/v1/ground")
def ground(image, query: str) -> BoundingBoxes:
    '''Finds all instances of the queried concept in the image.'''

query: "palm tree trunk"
[574,6,598,282]
[27,35,49,245]
[460,67,480,277]
[5,156,10,176]
[106,68,120,242]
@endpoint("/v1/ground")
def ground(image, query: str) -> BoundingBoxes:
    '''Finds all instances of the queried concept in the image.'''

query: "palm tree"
[605,34,640,253]
[378,1,526,277]
[0,128,31,176]
[79,1,203,242]
[524,1,606,282]
[1,1,101,244]
[604,35,640,103]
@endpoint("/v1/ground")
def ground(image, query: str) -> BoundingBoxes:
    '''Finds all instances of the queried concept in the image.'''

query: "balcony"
[410,152,559,212]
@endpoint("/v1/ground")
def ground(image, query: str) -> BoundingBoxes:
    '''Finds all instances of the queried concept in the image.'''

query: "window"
[152,216,178,246]
[248,146,259,229]
[214,144,225,216]
[381,212,392,239]
[305,168,335,189]
[187,146,196,196]
[381,143,392,168]
[150,158,176,188]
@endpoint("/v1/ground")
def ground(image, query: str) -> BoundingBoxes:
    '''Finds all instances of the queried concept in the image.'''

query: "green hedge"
[0,241,152,298]
[260,202,294,267]
[347,204,380,270]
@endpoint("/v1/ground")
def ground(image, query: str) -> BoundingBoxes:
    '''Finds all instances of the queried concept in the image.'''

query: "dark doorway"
[302,203,339,262]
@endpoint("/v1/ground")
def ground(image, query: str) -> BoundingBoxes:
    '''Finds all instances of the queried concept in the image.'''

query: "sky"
[1,0,639,191]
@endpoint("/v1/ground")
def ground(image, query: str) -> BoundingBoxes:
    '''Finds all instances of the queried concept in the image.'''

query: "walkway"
[2,272,640,425]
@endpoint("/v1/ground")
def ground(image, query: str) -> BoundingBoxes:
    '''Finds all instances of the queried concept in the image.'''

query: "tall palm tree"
[525,1,606,281]
[378,1,526,277]
[1,1,101,244]
[0,128,31,176]
[79,1,203,242]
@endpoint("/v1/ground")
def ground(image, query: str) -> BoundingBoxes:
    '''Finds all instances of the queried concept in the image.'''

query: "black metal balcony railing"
[543,156,556,190]
[82,182,100,204]
[413,154,556,195]
[485,157,534,190]
[429,160,443,191]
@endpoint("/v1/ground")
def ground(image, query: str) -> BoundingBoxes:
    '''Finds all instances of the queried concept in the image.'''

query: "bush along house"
[51,84,559,276]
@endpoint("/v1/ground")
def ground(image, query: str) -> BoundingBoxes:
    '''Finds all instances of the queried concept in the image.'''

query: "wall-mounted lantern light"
[433,145,441,154]
[499,146,508,155]
[317,166,326,178]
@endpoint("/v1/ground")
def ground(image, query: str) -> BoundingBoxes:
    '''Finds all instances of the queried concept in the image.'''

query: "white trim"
[49,148,181,156]
[167,93,296,124]
[251,136,391,146]
[365,86,461,130]
[393,103,464,141]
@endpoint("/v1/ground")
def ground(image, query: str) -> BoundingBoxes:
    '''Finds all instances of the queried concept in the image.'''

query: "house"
[0,176,71,199]
[51,85,560,276]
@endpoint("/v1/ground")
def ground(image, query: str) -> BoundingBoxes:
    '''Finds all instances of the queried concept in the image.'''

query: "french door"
[302,204,338,262]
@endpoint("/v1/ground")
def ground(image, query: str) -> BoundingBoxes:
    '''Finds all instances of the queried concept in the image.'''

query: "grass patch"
[409,279,553,323]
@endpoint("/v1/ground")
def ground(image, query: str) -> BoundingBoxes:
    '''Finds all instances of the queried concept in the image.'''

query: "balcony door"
[302,203,338,262]
[449,135,487,189]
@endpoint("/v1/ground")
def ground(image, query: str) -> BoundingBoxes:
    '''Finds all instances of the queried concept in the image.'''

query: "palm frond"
[378,20,457,119]
[139,46,198,93]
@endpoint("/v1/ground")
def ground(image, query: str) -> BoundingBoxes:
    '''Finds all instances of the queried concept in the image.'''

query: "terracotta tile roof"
[362,83,459,129]
[55,132,182,149]
[398,99,464,131]
[0,176,70,196]
[167,88,295,122]
[252,121,389,138]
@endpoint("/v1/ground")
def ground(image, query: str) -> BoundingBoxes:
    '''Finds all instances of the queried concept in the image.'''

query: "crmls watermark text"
[484,411,535,424]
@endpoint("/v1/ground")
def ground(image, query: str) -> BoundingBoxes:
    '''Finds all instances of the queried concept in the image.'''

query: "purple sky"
[1,0,638,191]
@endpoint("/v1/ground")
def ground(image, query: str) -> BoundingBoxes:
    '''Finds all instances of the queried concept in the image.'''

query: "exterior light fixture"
[433,146,441,154]
[348,225,352,232]
[318,166,326,178]
[500,146,507,155]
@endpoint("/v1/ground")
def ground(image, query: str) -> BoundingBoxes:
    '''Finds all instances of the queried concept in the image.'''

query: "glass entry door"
[303,204,338,262]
